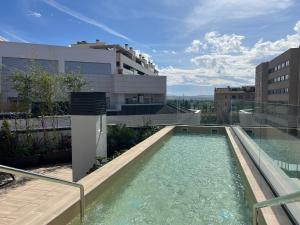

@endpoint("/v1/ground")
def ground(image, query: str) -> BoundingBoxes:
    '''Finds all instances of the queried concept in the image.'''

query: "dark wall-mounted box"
[71,92,106,115]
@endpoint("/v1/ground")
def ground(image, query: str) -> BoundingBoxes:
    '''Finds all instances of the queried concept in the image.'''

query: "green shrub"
[107,125,161,157]
[0,120,16,157]
[107,125,138,156]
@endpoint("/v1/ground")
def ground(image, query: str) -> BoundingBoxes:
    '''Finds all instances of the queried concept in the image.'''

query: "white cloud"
[161,20,300,88]
[4,31,28,43]
[27,11,42,18]
[185,40,202,53]
[294,21,300,37]
[42,0,132,41]
[161,50,177,54]
[186,32,245,54]
[185,0,294,30]
[0,35,8,41]
[204,32,245,54]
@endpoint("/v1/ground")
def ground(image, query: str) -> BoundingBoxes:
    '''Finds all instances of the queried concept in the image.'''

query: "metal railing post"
[0,165,85,223]
[252,190,300,225]
[253,207,258,225]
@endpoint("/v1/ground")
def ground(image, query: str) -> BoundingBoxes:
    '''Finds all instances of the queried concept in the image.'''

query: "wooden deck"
[0,164,74,225]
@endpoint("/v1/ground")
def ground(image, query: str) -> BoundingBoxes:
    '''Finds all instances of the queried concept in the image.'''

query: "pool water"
[74,134,251,225]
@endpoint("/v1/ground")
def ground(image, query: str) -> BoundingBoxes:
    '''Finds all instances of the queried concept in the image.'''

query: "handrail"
[0,165,85,223]
[253,191,300,225]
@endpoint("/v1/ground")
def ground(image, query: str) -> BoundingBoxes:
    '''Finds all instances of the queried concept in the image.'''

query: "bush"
[107,125,161,157]
[107,125,138,156]
[0,120,16,157]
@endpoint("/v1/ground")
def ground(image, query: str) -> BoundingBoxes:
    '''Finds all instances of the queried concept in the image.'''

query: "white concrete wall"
[119,54,157,76]
[0,41,116,71]
[80,74,166,95]
[77,74,166,109]
[71,115,107,182]
[107,113,201,127]
[113,74,166,94]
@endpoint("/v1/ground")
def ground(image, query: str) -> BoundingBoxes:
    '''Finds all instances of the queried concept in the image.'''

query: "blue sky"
[0,0,300,95]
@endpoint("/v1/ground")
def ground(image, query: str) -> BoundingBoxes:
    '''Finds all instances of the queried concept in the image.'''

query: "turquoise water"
[74,134,250,225]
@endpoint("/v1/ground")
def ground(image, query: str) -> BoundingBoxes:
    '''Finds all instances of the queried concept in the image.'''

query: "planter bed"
[0,149,71,168]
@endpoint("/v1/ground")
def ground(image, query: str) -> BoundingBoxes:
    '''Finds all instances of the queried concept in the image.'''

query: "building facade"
[255,47,300,129]
[214,86,255,123]
[0,41,166,112]
[255,47,300,105]
[71,40,158,76]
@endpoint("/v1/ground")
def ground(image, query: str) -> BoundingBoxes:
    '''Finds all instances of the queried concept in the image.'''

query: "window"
[278,64,281,70]
[65,61,111,75]
[285,74,289,80]
[286,60,290,66]
[282,63,285,68]
[2,57,58,74]
[280,76,284,81]
[269,88,289,95]
[123,63,132,71]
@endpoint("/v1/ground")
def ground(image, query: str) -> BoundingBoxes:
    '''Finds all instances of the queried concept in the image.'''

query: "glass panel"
[230,100,300,222]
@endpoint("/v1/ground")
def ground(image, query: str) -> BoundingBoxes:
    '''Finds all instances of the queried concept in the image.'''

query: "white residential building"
[0,41,166,112]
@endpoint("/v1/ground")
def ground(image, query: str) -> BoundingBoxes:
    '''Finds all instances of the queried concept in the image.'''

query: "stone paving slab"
[0,164,74,225]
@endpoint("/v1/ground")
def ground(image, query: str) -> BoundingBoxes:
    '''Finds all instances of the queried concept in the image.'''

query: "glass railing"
[230,100,300,224]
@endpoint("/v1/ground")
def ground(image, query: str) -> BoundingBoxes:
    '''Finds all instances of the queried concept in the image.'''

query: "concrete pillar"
[71,92,106,182]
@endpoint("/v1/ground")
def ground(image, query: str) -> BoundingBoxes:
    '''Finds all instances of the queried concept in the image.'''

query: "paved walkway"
[0,164,74,225]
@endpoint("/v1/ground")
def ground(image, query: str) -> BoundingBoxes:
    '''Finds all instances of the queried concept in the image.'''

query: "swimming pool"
[71,133,250,225]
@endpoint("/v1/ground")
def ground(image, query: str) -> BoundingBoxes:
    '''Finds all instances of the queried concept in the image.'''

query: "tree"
[61,73,87,93]
[10,71,34,113]
[10,65,87,151]
[11,65,87,115]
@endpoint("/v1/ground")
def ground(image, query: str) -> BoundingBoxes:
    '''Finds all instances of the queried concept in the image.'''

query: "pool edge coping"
[226,127,292,225]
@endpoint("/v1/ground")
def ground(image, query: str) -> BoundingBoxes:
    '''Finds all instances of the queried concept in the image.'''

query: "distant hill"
[167,95,214,101]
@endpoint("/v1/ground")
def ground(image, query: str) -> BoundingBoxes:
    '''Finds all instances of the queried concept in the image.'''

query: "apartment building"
[0,41,166,112]
[255,47,300,105]
[214,86,255,123]
[255,47,300,129]
[72,40,158,76]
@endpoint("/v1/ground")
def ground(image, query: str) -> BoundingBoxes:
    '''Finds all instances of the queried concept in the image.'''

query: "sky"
[0,0,300,96]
